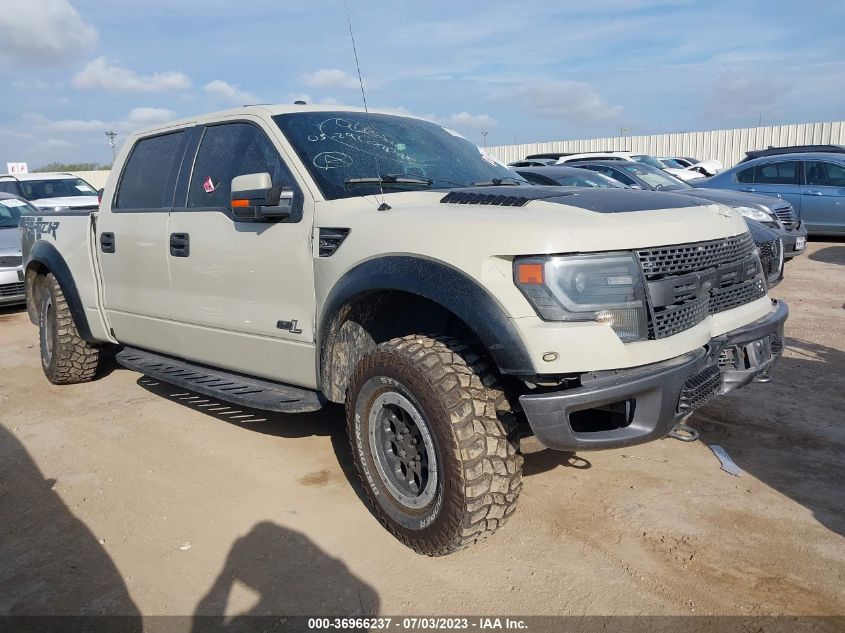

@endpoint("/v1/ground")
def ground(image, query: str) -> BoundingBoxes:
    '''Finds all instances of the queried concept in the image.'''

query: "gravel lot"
[1,239,843,622]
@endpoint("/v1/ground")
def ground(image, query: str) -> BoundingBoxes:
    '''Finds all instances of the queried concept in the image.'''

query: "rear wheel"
[346,335,522,556]
[38,274,100,384]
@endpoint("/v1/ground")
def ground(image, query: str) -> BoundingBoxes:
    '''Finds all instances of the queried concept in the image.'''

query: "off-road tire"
[346,334,523,556]
[38,273,100,384]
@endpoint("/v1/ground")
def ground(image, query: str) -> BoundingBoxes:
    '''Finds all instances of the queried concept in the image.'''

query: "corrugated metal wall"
[486,121,845,168]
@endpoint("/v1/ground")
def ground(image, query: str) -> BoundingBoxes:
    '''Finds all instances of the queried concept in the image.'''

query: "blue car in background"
[695,152,845,236]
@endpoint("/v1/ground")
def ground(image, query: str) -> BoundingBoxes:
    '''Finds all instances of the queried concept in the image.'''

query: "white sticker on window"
[76,185,96,193]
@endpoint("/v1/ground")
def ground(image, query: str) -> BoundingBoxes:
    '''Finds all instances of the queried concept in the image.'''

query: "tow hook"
[669,417,699,442]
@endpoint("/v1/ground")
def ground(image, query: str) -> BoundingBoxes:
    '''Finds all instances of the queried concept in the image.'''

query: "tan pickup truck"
[21,105,787,555]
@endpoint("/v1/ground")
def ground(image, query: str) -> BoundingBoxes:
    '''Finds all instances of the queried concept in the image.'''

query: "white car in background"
[0,173,100,213]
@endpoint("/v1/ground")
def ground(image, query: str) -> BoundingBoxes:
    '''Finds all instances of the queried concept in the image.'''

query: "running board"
[116,347,323,413]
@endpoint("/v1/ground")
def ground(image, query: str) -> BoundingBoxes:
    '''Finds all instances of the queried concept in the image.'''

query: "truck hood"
[318,186,749,255]
[0,227,22,253]
[30,195,98,210]
[677,187,785,210]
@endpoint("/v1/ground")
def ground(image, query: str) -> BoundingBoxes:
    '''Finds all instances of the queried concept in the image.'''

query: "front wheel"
[346,335,523,556]
[38,274,101,384]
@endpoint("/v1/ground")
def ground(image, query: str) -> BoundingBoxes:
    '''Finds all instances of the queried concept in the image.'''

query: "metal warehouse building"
[486,121,845,168]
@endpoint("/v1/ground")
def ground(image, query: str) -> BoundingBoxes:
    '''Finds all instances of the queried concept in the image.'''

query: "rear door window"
[115,131,184,210]
[805,161,845,187]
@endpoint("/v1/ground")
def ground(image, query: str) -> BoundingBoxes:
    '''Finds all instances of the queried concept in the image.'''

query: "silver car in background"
[0,193,36,307]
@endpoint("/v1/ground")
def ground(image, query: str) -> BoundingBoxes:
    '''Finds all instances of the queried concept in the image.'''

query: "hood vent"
[440,191,531,207]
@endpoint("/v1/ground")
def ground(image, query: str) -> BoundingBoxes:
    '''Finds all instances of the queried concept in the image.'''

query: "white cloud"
[72,57,192,92]
[26,108,176,137]
[0,0,97,65]
[125,107,176,126]
[303,68,361,90]
[203,80,258,104]
[441,112,497,131]
[490,79,622,124]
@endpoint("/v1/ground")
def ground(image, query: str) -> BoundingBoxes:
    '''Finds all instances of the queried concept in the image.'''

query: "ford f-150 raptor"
[21,105,787,555]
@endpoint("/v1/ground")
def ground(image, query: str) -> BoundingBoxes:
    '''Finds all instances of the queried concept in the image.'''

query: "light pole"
[481,131,488,148]
[105,131,117,163]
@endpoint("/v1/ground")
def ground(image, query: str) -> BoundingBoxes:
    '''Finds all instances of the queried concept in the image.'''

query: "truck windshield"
[18,178,98,200]
[273,112,525,200]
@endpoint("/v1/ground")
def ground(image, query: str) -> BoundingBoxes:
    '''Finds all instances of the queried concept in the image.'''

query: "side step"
[116,346,324,413]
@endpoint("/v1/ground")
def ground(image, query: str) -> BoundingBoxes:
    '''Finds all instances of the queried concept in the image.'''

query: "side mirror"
[231,172,293,221]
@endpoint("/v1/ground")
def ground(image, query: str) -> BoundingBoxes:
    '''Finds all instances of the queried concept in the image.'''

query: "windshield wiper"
[469,177,523,187]
[344,174,433,189]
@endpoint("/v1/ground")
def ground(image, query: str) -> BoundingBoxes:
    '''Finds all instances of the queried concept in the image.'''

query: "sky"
[1,0,844,168]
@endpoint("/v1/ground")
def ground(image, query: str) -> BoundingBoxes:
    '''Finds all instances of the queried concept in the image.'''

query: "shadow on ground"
[0,424,141,618]
[191,522,379,631]
[808,245,845,265]
[693,337,845,539]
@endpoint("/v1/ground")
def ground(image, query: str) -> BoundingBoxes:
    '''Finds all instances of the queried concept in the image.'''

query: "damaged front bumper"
[519,300,788,452]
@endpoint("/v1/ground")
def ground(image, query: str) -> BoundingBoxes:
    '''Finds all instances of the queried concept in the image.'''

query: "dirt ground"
[1,239,843,622]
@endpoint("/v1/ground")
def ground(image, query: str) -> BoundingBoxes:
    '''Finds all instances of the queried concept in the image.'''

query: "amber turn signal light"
[517,262,544,285]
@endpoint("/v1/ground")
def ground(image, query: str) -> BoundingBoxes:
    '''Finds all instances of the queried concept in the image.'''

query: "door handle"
[740,187,756,192]
[803,190,823,196]
[100,232,115,253]
[169,233,190,257]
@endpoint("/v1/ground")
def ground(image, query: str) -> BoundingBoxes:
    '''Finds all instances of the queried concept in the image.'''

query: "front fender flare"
[317,255,537,386]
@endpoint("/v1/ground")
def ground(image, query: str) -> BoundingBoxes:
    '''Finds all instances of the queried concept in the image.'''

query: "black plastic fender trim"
[317,255,537,386]
[25,241,96,342]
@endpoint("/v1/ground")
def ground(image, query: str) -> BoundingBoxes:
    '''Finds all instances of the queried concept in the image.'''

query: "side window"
[753,161,798,185]
[806,161,845,187]
[115,132,184,210]
[736,167,755,183]
[187,123,301,216]
[608,168,638,186]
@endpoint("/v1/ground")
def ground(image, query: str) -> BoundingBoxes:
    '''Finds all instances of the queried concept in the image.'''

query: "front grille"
[678,365,722,413]
[773,206,797,230]
[0,255,22,267]
[652,296,709,339]
[709,278,766,314]
[758,239,782,281]
[637,232,755,279]
[0,282,25,297]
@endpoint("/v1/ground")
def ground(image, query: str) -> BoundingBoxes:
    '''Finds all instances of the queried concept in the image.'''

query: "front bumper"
[0,268,25,306]
[519,300,788,451]
[781,221,808,257]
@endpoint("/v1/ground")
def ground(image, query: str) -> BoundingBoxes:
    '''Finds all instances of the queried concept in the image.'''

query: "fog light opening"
[569,399,635,433]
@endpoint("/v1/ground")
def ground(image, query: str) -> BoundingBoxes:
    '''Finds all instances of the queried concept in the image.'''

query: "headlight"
[514,252,648,342]
[734,206,774,223]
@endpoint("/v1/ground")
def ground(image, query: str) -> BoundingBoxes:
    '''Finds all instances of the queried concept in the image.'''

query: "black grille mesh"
[758,239,782,281]
[0,282,24,297]
[709,278,766,314]
[0,256,22,267]
[652,297,709,339]
[636,232,755,279]
[678,365,722,413]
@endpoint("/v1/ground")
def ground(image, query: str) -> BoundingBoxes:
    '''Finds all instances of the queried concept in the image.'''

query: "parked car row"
[510,144,844,237]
